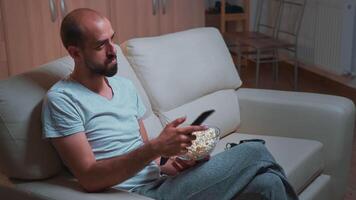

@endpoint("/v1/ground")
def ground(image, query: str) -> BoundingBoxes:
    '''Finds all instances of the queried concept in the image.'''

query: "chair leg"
[275,62,279,82]
[272,49,279,82]
[294,60,298,91]
[256,50,261,87]
[293,50,299,90]
[237,48,242,72]
[276,50,279,82]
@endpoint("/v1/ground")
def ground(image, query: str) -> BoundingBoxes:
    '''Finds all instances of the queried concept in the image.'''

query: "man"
[42,8,298,200]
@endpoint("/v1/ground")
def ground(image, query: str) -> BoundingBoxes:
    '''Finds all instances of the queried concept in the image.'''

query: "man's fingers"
[179,125,207,135]
[179,134,195,143]
[180,142,192,148]
[175,157,196,167]
[197,155,210,163]
[172,161,184,172]
[169,116,186,128]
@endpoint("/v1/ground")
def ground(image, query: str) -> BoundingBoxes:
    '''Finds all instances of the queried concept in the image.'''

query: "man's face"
[80,18,118,77]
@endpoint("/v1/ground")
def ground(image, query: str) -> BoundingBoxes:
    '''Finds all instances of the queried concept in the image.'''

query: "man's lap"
[132,142,290,200]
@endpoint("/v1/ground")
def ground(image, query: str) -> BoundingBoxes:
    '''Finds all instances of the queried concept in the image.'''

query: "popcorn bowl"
[179,126,221,161]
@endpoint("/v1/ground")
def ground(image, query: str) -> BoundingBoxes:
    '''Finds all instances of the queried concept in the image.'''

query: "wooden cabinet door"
[62,0,111,18]
[159,0,205,35]
[0,0,62,75]
[0,6,8,79]
[109,0,160,43]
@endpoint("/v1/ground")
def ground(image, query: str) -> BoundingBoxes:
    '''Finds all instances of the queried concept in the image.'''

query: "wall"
[297,0,356,78]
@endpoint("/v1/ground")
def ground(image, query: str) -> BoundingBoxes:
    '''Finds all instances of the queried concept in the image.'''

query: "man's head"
[60,8,117,77]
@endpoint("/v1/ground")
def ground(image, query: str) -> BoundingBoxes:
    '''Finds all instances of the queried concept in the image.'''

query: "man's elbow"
[79,179,109,193]
[76,173,111,193]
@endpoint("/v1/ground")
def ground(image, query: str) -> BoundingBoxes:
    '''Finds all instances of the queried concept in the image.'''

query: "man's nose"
[107,41,116,55]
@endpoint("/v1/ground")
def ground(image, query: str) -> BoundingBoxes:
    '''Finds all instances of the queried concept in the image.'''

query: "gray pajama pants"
[132,142,298,200]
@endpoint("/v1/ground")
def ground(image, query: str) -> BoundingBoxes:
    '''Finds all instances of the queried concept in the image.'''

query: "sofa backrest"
[0,46,162,180]
[0,57,72,180]
[122,27,242,137]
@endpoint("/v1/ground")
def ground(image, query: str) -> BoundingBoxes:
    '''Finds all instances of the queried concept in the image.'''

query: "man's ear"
[67,46,82,61]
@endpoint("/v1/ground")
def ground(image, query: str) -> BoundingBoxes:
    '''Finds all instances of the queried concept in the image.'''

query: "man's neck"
[70,67,113,100]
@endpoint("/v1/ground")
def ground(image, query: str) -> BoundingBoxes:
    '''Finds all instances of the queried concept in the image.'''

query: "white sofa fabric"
[0,27,354,200]
[236,88,355,200]
[0,56,73,180]
[122,28,242,112]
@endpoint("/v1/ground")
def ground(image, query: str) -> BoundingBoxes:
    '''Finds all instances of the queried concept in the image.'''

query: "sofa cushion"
[115,45,163,137]
[122,27,242,112]
[0,57,73,180]
[13,134,325,200]
[115,46,153,118]
[14,172,152,200]
[212,133,324,194]
[142,114,163,140]
[157,89,240,138]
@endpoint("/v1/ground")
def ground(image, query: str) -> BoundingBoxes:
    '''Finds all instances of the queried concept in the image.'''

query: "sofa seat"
[13,172,152,200]
[12,133,324,200]
[212,133,324,194]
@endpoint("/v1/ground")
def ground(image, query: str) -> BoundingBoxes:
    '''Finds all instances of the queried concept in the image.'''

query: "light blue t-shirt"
[42,76,160,191]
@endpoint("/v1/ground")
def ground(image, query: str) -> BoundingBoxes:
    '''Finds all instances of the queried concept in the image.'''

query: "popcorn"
[181,127,220,160]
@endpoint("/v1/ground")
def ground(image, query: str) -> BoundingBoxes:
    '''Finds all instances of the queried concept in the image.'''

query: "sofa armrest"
[236,88,355,200]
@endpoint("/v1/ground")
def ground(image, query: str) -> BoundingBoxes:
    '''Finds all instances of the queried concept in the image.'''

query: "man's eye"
[95,43,105,50]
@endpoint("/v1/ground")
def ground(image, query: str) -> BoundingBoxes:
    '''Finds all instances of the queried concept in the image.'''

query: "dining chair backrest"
[275,0,306,50]
[255,0,282,37]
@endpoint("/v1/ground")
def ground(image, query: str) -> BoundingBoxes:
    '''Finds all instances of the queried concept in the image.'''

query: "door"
[0,0,62,75]
[160,0,205,34]
[0,7,8,79]
[109,0,160,43]
[109,0,204,43]
[62,0,111,19]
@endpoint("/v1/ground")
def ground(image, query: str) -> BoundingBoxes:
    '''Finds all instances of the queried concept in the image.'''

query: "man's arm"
[51,131,159,192]
[51,117,205,192]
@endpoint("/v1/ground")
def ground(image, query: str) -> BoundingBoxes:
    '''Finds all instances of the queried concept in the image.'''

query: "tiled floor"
[236,61,356,200]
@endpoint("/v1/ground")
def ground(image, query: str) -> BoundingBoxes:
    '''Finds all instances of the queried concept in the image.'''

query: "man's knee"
[259,172,284,189]
[254,172,289,200]
[230,142,274,163]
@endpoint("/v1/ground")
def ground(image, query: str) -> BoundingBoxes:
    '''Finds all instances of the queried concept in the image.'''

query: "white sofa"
[0,28,354,200]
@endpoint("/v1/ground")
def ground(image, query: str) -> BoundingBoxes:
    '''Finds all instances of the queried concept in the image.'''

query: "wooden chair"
[225,0,306,90]
[220,0,250,33]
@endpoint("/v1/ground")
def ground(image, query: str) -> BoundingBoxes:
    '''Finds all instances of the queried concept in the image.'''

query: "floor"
[236,60,356,200]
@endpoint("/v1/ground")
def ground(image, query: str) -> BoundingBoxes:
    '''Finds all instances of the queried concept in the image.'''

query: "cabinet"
[0,7,8,79]
[0,0,63,76]
[110,0,205,43]
[0,0,205,78]
[161,0,205,34]
[0,0,113,76]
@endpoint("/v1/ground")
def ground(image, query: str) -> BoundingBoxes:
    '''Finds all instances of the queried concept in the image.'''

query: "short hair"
[60,8,103,49]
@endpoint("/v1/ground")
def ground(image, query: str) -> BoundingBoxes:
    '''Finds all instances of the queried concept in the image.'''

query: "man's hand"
[160,156,210,176]
[171,156,210,172]
[150,117,207,157]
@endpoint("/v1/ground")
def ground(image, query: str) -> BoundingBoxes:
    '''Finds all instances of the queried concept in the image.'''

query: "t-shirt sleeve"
[42,91,84,138]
